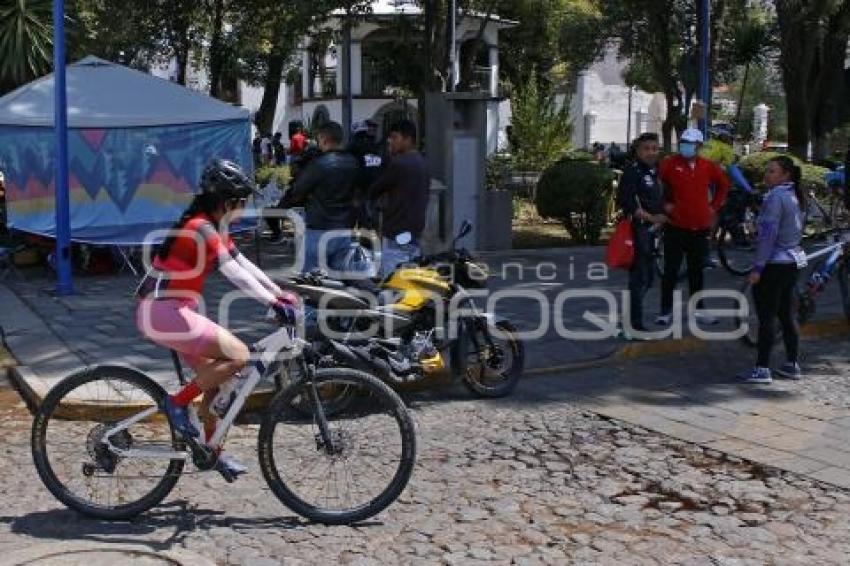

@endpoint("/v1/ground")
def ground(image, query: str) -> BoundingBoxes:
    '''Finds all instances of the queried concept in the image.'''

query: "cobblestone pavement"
[2,359,850,565]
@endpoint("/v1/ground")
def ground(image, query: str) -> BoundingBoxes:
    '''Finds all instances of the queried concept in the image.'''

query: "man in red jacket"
[656,128,731,326]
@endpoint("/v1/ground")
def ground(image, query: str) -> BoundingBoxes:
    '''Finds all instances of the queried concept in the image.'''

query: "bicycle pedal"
[186,438,217,471]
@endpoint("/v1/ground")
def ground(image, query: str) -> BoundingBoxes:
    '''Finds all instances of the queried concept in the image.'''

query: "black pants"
[753,263,799,367]
[266,215,282,239]
[628,223,654,329]
[661,226,710,314]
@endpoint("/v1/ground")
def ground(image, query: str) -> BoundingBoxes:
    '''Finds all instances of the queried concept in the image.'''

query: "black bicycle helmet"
[199,159,256,199]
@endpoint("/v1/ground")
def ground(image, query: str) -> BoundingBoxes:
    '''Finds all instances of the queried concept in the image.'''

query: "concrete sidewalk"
[521,336,850,490]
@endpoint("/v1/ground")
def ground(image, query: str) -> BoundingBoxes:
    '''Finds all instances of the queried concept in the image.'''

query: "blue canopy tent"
[0,56,254,251]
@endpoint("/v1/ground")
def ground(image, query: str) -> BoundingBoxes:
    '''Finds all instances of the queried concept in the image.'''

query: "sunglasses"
[227,198,247,208]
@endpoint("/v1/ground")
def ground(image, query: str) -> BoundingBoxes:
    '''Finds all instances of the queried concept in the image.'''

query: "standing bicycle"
[737,228,850,347]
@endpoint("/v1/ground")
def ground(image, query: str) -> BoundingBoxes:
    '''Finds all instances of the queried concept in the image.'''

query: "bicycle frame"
[804,232,850,266]
[102,324,301,459]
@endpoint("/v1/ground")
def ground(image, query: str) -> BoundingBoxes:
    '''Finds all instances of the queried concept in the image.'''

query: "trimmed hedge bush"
[738,152,829,195]
[535,158,617,245]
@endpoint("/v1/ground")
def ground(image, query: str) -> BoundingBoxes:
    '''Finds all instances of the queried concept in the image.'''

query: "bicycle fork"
[300,354,341,457]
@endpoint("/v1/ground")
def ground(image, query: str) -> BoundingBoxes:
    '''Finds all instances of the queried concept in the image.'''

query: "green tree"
[0,0,54,94]
[724,11,773,130]
[602,0,750,150]
[248,1,371,134]
[775,0,850,159]
[510,72,571,171]
[727,62,787,142]
[70,0,205,85]
[496,0,606,95]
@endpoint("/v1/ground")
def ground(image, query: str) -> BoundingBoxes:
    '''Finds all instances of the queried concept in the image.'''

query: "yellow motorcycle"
[287,222,525,398]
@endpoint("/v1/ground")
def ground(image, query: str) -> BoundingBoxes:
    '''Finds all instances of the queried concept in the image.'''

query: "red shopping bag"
[605,218,635,270]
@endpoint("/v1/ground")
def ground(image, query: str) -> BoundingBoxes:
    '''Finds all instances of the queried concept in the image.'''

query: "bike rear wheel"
[31,366,185,520]
[258,368,416,525]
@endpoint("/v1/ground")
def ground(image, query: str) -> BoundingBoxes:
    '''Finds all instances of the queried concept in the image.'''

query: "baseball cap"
[352,121,369,134]
[680,128,705,143]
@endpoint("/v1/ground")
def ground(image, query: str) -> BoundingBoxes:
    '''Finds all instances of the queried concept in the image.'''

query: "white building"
[150,9,668,154]
[569,45,666,149]
[236,0,514,153]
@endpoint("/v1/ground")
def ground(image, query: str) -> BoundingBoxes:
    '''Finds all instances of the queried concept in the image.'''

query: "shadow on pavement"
[2,502,319,551]
[395,336,847,412]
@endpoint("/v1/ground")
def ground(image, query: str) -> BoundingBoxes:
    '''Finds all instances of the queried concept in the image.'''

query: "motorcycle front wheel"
[459,320,525,398]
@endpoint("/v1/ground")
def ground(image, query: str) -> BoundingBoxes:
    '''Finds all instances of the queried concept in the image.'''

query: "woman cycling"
[136,159,297,476]
[739,156,805,384]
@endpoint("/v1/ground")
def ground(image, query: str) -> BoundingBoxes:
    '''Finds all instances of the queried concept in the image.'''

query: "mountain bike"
[718,187,847,277]
[735,230,850,346]
[31,319,417,524]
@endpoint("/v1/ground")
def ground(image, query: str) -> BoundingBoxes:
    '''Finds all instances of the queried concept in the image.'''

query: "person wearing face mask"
[656,128,731,326]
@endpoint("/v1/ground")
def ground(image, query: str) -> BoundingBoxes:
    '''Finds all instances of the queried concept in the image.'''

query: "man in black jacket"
[618,132,667,333]
[348,120,384,228]
[280,121,358,272]
[369,119,430,277]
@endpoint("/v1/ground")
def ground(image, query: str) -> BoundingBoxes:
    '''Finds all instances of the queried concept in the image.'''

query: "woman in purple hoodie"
[740,156,805,384]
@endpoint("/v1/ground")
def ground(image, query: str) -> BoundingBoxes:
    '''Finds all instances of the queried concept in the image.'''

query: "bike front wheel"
[31,366,185,520]
[717,225,756,276]
[258,368,416,525]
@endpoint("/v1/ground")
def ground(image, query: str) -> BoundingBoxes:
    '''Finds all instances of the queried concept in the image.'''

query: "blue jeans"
[303,229,352,273]
[380,237,420,278]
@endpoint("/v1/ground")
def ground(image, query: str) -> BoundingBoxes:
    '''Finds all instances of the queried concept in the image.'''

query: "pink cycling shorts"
[136,298,221,369]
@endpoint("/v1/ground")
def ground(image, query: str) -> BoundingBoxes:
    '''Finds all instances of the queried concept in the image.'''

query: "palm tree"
[730,15,773,130]
[0,0,54,94]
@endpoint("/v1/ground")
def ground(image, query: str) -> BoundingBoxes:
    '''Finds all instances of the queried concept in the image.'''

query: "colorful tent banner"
[0,120,253,243]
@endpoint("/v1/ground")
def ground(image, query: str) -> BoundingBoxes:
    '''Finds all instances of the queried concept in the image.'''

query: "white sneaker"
[655,313,672,326]
[693,310,718,325]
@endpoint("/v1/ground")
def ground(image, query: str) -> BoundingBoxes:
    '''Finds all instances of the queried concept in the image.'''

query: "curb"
[7,363,277,419]
[3,542,216,566]
[8,365,42,415]
[800,317,849,339]
[525,317,849,377]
